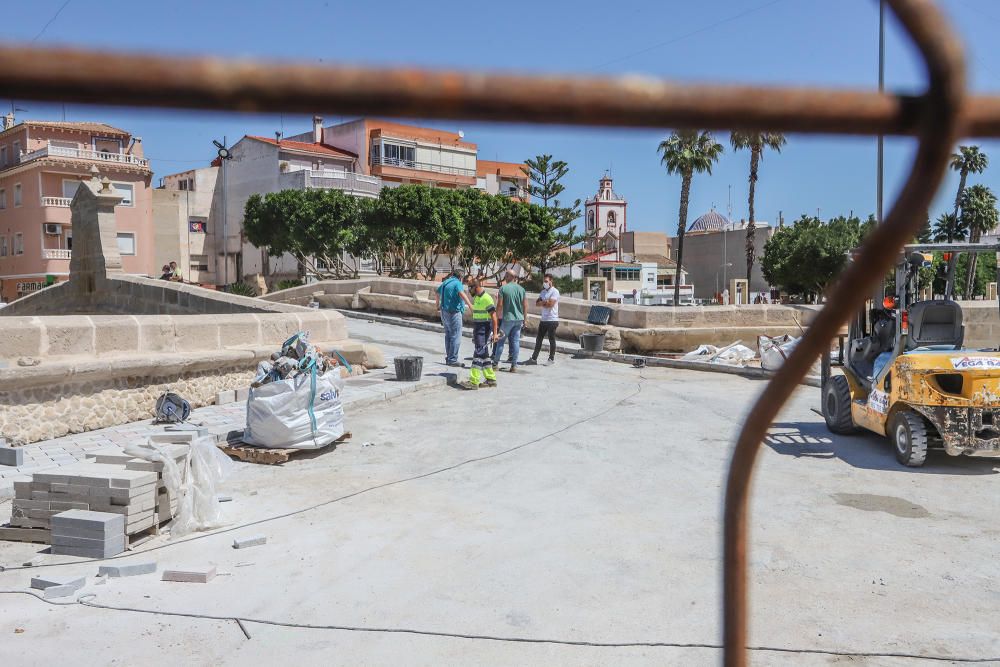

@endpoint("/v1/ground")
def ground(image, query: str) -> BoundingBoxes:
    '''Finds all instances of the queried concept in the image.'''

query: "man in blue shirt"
[435,269,473,366]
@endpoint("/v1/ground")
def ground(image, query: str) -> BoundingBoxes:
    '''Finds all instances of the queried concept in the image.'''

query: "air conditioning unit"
[44,223,62,236]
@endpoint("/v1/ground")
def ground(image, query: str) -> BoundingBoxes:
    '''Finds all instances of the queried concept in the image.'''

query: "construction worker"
[461,279,499,390]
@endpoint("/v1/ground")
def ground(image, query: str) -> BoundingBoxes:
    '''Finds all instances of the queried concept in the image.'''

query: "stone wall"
[262,277,1000,353]
[1,357,256,444]
[0,311,348,361]
[1,274,304,317]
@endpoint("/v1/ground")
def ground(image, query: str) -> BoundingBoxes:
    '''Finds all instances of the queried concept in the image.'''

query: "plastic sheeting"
[243,370,346,449]
[682,342,757,366]
[123,436,235,538]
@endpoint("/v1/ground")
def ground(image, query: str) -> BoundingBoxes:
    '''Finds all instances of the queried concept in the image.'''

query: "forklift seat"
[906,300,964,350]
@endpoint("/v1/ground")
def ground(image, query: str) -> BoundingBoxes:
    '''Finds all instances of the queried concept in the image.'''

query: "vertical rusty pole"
[721,1,965,665]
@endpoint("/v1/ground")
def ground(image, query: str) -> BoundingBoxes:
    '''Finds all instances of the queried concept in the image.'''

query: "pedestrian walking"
[491,270,527,372]
[435,269,472,367]
[461,279,499,390]
[524,274,560,366]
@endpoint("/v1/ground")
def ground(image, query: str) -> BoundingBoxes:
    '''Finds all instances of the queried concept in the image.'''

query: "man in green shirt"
[491,270,527,372]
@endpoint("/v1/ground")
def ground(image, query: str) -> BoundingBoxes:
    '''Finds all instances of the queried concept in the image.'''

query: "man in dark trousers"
[460,279,500,389]
[524,273,560,366]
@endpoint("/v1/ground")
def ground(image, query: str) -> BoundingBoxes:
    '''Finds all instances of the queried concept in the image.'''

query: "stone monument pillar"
[68,166,125,295]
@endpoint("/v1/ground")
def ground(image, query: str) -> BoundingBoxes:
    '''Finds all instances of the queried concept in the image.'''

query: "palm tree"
[931,212,965,243]
[960,184,998,297]
[729,132,786,286]
[945,146,988,295]
[658,130,724,304]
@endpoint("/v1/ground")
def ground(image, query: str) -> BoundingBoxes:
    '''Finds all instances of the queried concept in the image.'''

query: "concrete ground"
[1,319,998,666]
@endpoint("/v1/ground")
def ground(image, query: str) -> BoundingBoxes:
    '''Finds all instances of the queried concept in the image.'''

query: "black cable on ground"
[1,591,995,663]
[0,379,645,573]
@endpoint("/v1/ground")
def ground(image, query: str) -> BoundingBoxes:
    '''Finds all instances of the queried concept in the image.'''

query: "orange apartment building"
[0,116,153,302]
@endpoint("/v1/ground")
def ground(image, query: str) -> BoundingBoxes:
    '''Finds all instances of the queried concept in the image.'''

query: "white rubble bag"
[758,334,800,371]
[243,370,346,449]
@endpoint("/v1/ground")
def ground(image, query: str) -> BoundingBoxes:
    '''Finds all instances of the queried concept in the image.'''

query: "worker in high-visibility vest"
[461,278,500,389]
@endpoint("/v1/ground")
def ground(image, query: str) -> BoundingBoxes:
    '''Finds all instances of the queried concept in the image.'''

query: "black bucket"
[579,333,606,352]
[394,355,424,381]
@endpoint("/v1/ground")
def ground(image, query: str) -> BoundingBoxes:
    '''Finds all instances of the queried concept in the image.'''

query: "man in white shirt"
[524,273,560,366]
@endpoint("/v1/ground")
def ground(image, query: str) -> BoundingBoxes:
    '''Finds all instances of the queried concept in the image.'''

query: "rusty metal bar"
[3,43,1000,137]
[722,1,964,665]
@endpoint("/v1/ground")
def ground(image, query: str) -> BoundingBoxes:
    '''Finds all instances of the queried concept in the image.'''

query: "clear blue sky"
[4,0,1000,232]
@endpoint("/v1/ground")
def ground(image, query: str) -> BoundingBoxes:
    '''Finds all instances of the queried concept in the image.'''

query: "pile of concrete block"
[2,444,188,544]
[87,442,188,523]
[51,510,127,558]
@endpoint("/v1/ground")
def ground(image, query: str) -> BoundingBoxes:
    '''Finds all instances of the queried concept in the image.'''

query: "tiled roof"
[247,135,357,159]
[26,121,130,135]
[632,253,679,268]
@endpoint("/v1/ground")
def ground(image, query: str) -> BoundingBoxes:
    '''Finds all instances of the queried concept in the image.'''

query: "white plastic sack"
[758,334,800,371]
[243,370,346,449]
[682,344,718,360]
[124,435,235,538]
[713,344,756,366]
[681,342,756,366]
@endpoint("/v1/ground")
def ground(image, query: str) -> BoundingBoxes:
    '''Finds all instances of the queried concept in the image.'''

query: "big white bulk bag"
[243,370,346,449]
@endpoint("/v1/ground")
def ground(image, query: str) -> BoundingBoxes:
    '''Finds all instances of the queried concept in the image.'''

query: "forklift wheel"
[891,411,929,467]
[823,375,857,434]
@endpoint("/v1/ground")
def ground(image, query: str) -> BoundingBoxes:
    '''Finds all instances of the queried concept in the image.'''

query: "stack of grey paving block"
[87,442,187,524]
[0,437,24,467]
[4,463,158,544]
[50,510,126,558]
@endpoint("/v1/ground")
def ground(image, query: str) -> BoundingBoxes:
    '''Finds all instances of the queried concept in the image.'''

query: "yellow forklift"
[822,243,1000,466]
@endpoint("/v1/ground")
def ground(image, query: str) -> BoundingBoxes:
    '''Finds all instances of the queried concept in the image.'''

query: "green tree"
[945,145,989,295]
[244,189,367,279]
[658,130,724,304]
[960,184,999,296]
[915,216,933,243]
[761,214,870,301]
[729,131,786,284]
[932,212,966,243]
[520,155,585,275]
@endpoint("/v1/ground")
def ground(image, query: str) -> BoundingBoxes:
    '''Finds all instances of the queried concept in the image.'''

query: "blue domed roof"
[688,209,732,232]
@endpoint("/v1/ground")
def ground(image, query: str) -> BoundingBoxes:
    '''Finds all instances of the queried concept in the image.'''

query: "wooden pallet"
[219,432,352,465]
[0,524,50,544]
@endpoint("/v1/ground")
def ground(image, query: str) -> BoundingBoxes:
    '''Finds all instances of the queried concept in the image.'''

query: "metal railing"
[0,2,987,664]
[41,248,71,260]
[371,154,476,177]
[40,196,71,207]
[20,142,149,167]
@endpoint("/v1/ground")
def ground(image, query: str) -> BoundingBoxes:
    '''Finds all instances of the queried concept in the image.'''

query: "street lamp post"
[213,138,233,288]
[716,262,734,299]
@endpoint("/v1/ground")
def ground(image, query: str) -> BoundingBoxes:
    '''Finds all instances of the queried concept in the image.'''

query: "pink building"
[0,116,153,302]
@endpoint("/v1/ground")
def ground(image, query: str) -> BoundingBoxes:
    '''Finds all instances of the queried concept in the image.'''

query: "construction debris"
[30,574,86,591]
[243,331,347,450]
[232,534,267,549]
[98,562,157,578]
[0,439,23,467]
[162,566,216,583]
[682,341,757,366]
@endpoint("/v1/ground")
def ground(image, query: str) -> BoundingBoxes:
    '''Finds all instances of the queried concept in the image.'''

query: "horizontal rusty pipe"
[0,44,998,136]
[722,0,965,665]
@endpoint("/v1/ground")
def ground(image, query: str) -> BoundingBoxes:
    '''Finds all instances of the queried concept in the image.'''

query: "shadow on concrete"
[765,421,1000,476]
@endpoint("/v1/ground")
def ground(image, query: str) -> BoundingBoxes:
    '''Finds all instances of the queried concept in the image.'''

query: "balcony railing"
[280,169,388,197]
[41,196,72,207]
[20,143,149,167]
[371,154,476,177]
[42,248,71,260]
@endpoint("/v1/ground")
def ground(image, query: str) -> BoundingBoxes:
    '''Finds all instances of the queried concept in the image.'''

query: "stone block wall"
[263,278,1000,353]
